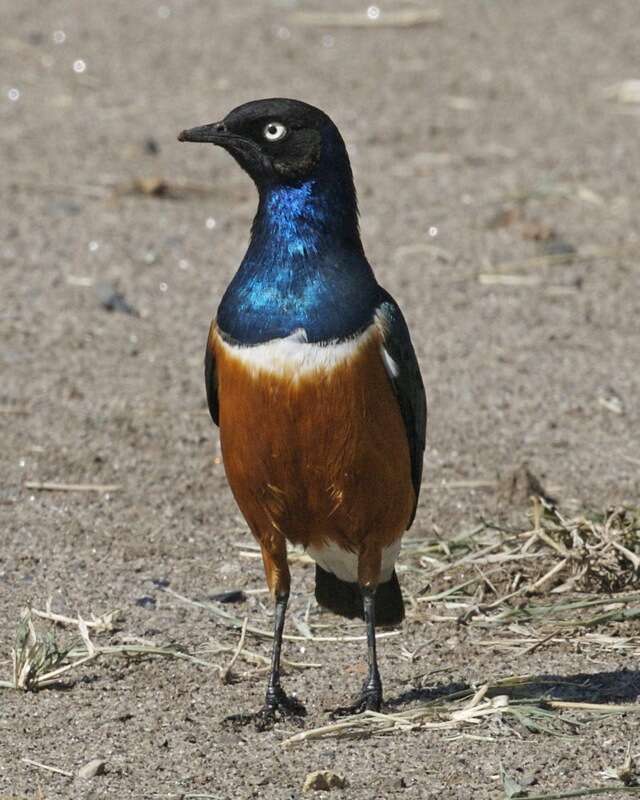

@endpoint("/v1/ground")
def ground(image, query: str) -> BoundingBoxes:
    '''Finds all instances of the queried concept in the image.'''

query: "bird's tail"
[314,565,405,626]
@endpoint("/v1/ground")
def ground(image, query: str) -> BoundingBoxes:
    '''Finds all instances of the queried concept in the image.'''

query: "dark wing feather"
[377,293,427,528]
[204,328,219,426]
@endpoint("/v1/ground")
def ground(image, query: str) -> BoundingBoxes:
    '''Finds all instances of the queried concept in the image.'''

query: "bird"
[178,98,426,725]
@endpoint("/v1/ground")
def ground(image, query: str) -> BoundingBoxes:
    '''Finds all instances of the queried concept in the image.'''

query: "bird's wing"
[204,325,219,426]
[377,294,427,527]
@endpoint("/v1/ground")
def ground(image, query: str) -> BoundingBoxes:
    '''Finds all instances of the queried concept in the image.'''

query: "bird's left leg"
[332,547,383,715]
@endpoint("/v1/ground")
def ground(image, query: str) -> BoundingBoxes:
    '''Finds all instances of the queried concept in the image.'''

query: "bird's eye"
[263,122,287,142]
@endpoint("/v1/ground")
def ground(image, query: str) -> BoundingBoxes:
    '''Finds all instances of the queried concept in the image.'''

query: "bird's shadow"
[386,668,640,708]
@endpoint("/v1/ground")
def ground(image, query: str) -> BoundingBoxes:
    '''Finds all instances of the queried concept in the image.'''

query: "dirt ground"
[2,0,640,797]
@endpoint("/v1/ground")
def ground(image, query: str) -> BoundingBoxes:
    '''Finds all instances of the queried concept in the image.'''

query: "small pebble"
[302,770,347,792]
[135,595,156,609]
[144,137,160,155]
[77,758,106,779]
[209,589,246,604]
[541,237,576,256]
[95,282,139,316]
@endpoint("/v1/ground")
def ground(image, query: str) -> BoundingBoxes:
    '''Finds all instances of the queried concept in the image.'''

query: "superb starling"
[179,98,426,724]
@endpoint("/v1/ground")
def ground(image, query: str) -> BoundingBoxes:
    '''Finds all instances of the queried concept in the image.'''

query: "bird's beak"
[177,121,230,144]
[178,119,268,177]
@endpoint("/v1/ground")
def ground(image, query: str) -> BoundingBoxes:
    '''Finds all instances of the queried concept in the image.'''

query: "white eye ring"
[263,121,287,142]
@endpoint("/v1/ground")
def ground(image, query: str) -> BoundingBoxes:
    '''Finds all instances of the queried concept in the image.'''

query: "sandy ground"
[2,0,640,797]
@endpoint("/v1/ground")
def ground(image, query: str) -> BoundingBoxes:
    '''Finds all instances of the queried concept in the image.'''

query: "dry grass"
[4,497,639,778]
[0,604,241,691]
[162,585,401,644]
[403,498,640,625]
[0,599,327,693]
[272,497,640,751]
[282,675,640,748]
[507,787,640,799]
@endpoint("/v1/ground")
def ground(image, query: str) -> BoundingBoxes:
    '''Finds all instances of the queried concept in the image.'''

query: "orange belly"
[211,327,415,568]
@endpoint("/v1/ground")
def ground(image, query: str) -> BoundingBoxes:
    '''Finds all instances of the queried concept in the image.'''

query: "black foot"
[224,687,306,731]
[256,690,307,731]
[330,685,383,718]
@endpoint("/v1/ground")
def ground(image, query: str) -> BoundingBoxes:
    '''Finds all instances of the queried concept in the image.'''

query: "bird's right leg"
[227,532,306,729]
[259,534,306,723]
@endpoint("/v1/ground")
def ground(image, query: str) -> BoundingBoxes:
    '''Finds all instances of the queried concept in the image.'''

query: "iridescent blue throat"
[261,181,323,258]
[217,178,379,345]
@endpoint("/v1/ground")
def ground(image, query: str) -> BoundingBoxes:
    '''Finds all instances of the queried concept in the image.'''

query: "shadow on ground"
[387,668,640,707]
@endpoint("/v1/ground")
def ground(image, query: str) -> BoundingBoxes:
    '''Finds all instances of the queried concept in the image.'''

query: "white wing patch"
[374,303,399,379]
[381,346,399,379]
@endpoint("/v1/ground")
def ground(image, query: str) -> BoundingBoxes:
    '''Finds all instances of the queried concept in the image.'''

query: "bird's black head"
[178,98,346,187]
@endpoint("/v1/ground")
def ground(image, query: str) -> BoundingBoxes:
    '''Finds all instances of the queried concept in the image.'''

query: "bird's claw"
[330,686,382,718]
[224,687,306,731]
[255,693,307,731]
